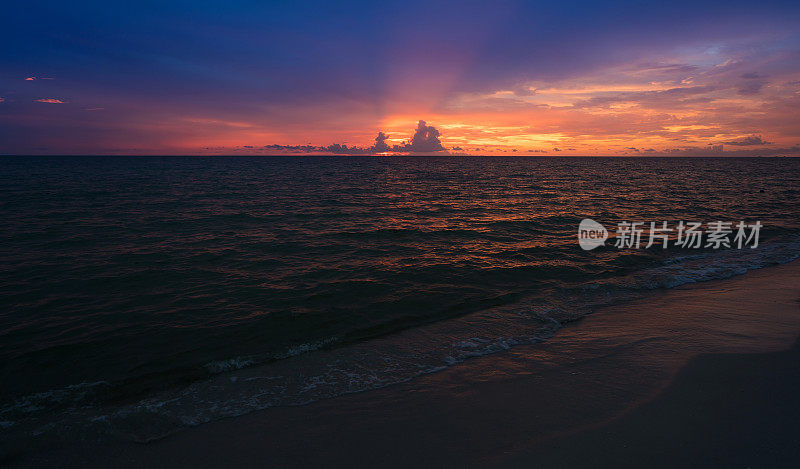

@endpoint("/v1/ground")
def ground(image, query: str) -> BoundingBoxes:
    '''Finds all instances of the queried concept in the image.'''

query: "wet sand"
[501,338,800,468]
[15,259,800,467]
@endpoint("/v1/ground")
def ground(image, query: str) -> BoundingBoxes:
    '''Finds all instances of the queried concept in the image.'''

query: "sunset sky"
[2,0,799,156]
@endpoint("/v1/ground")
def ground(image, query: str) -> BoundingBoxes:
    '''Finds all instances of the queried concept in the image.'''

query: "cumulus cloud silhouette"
[232,120,449,155]
[260,144,320,153]
[392,120,446,153]
[649,144,800,156]
[322,143,367,154]
[662,144,724,155]
[372,132,390,152]
[723,135,771,146]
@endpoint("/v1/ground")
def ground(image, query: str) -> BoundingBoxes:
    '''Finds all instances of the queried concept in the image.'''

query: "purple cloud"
[722,135,772,146]
[395,120,445,153]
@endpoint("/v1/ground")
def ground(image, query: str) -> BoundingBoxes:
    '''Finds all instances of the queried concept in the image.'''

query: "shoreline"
[14,259,800,467]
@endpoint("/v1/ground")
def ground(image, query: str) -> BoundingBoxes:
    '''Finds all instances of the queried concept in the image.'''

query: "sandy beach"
[502,336,800,467]
[13,258,800,468]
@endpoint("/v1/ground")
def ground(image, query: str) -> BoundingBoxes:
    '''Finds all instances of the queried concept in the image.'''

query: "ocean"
[1,156,799,450]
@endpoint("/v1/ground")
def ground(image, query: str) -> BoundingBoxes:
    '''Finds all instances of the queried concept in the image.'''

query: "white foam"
[204,357,254,374]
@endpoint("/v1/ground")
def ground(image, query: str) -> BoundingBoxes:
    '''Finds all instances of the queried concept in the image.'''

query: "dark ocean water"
[1,156,799,448]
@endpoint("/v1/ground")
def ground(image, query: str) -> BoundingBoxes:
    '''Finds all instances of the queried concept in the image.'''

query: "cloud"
[259,144,320,153]
[321,143,373,155]
[512,86,536,97]
[713,59,743,70]
[655,145,798,157]
[25,77,36,81]
[323,131,392,154]
[737,80,767,95]
[35,98,65,103]
[395,120,446,153]
[722,135,771,146]
[0,97,4,103]
[571,85,716,109]
[372,132,390,152]
[630,63,698,74]
[214,120,450,155]
[240,142,371,155]
[740,72,768,79]
[661,144,724,155]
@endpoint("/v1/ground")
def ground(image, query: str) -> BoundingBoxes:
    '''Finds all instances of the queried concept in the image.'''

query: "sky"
[1,0,800,156]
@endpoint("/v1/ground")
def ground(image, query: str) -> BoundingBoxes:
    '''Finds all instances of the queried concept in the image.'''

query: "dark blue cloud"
[4,1,798,104]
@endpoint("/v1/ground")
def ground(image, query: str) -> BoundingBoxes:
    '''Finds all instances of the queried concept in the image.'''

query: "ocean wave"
[204,357,255,374]
[3,234,800,449]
